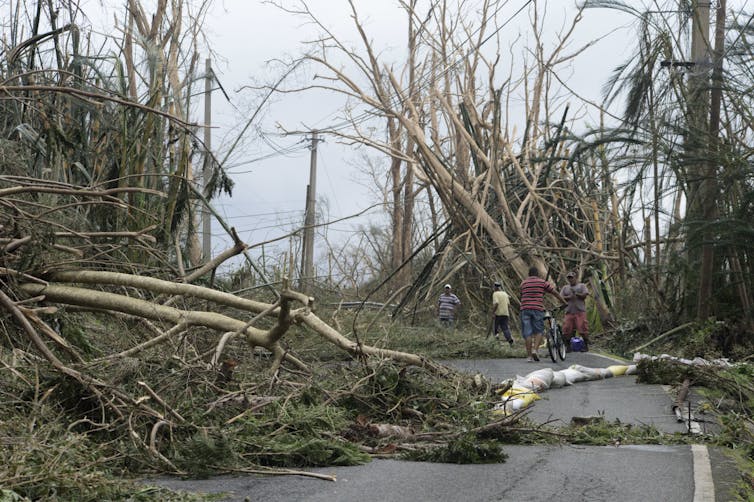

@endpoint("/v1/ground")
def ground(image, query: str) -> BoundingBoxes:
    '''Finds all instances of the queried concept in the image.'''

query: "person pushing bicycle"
[520,266,566,362]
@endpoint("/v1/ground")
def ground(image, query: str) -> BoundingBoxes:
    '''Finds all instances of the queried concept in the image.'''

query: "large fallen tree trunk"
[20,270,441,373]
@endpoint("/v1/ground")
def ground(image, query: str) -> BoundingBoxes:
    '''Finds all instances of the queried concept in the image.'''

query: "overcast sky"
[192,1,645,270]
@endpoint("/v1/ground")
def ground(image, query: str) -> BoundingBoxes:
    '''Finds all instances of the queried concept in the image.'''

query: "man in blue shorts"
[520,267,565,361]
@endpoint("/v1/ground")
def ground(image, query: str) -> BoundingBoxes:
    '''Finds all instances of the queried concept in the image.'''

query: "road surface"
[147,352,739,501]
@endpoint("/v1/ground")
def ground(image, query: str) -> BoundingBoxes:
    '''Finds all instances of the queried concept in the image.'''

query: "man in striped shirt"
[520,266,565,361]
[437,284,461,328]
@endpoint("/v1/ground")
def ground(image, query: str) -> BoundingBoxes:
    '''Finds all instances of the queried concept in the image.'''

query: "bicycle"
[544,305,567,363]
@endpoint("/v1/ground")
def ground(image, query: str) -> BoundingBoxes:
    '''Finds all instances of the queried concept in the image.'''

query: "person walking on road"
[437,284,461,328]
[520,267,565,361]
[491,282,514,346]
[560,271,590,351]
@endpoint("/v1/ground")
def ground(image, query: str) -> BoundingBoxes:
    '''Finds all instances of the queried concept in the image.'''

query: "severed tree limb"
[48,270,274,313]
[2,236,32,253]
[28,271,443,373]
[0,179,166,200]
[20,282,277,346]
[181,227,247,284]
[18,306,84,363]
[19,282,309,372]
[53,225,158,243]
[220,466,336,482]
[212,300,280,366]
[629,322,695,354]
[173,233,186,278]
[0,289,177,422]
[0,288,69,371]
[0,267,48,284]
[149,420,172,460]
[295,310,447,374]
[52,244,85,257]
[138,381,186,423]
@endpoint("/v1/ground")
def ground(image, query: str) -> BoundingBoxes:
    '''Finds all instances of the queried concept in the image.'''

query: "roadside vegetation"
[3,300,754,500]
[2,0,754,500]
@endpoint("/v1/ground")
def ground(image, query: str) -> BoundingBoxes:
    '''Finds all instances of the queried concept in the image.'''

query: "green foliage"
[715,414,754,458]
[329,361,486,427]
[635,359,696,385]
[265,402,353,437]
[402,434,508,464]
[677,320,725,359]
[0,411,200,501]
[182,402,372,469]
[0,490,28,502]
[567,420,675,446]
[243,436,370,467]
[173,432,239,478]
[60,319,97,356]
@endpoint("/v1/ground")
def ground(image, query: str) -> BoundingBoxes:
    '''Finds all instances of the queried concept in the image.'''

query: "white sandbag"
[570,364,612,380]
[492,386,541,415]
[513,375,531,389]
[625,364,638,375]
[493,399,527,415]
[607,365,629,376]
[516,368,555,391]
[592,368,615,378]
[550,370,567,388]
[561,367,588,384]
[634,352,732,368]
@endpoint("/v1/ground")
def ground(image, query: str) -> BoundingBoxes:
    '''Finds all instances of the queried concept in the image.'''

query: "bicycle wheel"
[556,325,567,361]
[546,328,558,363]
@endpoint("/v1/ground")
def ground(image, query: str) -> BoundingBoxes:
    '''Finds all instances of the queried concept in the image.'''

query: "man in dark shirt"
[520,266,564,361]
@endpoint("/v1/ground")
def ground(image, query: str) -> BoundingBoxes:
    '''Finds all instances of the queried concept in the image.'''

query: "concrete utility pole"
[687,1,714,318]
[300,130,320,290]
[696,0,726,319]
[202,57,213,262]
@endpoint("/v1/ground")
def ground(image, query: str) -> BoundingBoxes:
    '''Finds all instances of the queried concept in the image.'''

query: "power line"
[223,130,307,173]
[223,209,302,219]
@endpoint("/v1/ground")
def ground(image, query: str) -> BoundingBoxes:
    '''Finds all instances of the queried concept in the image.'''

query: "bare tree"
[272,0,619,323]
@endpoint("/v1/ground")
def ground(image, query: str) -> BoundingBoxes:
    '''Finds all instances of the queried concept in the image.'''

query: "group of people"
[438,267,590,362]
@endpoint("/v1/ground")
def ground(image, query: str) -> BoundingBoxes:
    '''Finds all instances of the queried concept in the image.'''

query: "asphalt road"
[147,352,740,501]
[445,352,690,433]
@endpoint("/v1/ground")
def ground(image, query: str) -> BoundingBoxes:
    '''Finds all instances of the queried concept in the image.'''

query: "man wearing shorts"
[520,267,565,361]
[561,271,590,351]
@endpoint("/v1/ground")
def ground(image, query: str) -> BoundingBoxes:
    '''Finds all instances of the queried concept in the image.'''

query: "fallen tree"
[16,270,441,373]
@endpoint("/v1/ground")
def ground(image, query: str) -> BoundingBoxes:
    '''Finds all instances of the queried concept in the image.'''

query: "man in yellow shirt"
[491,282,513,346]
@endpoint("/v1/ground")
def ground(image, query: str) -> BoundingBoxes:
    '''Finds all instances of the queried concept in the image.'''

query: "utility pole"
[687,1,713,318]
[202,57,213,262]
[696,0,725,319]
[300,130,320,291]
